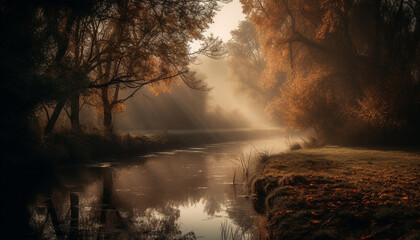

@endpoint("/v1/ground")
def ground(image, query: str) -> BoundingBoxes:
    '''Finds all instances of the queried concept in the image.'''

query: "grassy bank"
[18,128,286,166]
[38,130,168,164]
[248,146,420,240]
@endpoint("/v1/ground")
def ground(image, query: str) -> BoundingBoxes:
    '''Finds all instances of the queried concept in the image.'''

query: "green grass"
[249,146,420,239]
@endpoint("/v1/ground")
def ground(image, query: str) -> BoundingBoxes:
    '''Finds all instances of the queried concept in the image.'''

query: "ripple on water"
[189,147,207,150]
[139,154,158,158]
[155,151,177,155]
[176,149,204,153]
[85,162,113,168]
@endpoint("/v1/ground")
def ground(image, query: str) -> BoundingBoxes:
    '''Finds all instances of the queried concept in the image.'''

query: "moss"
[374,206,405,223]
[265,186,290,209]
[280,174,310,186]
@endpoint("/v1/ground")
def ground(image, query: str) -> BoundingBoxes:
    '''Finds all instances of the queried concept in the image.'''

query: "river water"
[28,136,289,239]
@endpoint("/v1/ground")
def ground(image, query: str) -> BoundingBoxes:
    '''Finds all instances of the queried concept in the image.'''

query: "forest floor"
[249,146,420,240]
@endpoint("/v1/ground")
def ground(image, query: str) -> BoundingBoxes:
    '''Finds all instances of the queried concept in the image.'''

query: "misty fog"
[114,56,278,131]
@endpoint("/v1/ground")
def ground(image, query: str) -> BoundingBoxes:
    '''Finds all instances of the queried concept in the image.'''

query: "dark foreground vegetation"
[248,146,420,240]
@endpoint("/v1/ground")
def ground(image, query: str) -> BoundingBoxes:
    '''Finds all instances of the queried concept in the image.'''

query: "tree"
[227,21,265,101]
[241,0,420,144]
[32,0,226,134]
[39,0,113,134]
[83,1,225,133]
[1,0,104,151]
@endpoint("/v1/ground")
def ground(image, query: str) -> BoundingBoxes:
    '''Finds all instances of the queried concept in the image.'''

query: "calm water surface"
[29,136,289,239]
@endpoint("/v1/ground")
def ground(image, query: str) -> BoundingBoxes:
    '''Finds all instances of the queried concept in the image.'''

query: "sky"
[204,0,246,41]
[190,0,245,50]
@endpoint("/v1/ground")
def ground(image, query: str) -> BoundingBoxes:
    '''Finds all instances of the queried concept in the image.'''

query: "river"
[27,135,290,239]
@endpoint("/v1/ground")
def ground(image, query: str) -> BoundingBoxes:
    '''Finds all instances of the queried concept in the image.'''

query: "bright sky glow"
[190,1,273,127]
[208,0,246,42]
[190,0,245,52]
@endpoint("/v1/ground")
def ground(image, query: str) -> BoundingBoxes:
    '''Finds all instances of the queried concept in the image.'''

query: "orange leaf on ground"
[360,234,374,239]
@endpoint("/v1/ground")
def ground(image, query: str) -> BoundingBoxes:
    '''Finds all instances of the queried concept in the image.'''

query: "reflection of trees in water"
[114,155,209,211]
[225,184,257,235]
[210,188,260,240]
[226,196,255,232]
[29,150,258,239]
[129,204,184,239]
[202,181,225,216]
[200,153,236,216]
[29,167,195,239]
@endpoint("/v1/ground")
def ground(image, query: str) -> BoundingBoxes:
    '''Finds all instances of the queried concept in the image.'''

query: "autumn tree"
[84,0,225,133]
[242,0,420,144]
[36,0,226,134]
[227,21,265,102]
[38,0,116,134]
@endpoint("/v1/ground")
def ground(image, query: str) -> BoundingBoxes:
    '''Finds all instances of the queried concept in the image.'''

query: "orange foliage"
[266,67,344,131]
[84,89,126,116]
[241,0,420,144]
[352,85,401,130]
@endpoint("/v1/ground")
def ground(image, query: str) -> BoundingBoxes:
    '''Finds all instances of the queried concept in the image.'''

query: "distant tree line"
[226,21,284,127]
[1,0,226,153]
[240,0,420,145]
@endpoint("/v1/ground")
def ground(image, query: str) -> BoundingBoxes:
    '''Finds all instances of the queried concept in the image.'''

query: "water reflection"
[29,138,287,239]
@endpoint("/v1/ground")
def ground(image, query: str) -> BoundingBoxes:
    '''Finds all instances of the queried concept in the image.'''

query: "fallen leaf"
[360,234,374,239]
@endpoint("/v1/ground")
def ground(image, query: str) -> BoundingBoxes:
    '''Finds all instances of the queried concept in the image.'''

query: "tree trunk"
[100,169,113,224]
[69,193,79,240]
[44,96,68,135]
[46,198,65,239]
[98,169,114,239]
[101,87,113,134]
[70,92,80,130]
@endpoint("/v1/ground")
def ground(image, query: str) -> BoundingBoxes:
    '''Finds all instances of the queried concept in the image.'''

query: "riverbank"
[248,146,420,240]
[6,128,288,167]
